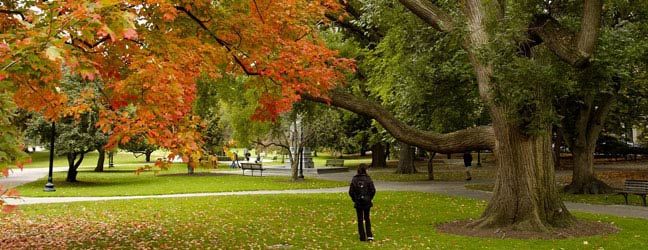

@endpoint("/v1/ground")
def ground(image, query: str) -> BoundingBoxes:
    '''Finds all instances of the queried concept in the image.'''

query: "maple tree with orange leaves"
[0,0,353,212]
[1,0,352,160]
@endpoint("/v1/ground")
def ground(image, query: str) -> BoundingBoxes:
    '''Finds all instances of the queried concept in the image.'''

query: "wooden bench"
[616,179,648,206]
[325,159,344,167]
[240,162,265,176]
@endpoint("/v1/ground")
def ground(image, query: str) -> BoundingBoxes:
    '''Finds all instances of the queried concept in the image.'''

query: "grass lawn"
[14,165,346,197]
[2,191,646,249]
[21,150,166,168]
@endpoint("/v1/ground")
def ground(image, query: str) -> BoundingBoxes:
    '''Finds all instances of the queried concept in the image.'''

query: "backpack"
[354,179,372,204]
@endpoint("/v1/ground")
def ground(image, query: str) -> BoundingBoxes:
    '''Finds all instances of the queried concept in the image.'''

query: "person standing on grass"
[463,151,473,181]
[349,164,376,242]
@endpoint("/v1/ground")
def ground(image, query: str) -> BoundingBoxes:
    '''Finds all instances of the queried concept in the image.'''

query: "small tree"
[119,135,159,163]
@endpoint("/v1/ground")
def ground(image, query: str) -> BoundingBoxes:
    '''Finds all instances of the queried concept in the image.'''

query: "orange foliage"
[1,0,353,162]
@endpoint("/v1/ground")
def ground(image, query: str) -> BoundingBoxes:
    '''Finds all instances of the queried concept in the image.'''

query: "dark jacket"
[463,152,473,167]
[349,174,376,209]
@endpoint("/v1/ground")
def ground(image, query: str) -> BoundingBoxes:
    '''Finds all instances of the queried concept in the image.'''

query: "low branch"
[529,15,590,68]
[398,0,455,32]
[302,90,495,153]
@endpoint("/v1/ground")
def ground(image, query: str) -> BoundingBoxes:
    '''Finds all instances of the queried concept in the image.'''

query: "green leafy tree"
[26,74,108,182]
[553,1,648,194]
[119,135,158,163]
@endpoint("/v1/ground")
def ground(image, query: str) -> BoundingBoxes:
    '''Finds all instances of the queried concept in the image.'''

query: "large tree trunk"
[66,152,85,182]
[427,152,435,180]
[564,146,613,194]
[370,143,387,168]
[187,160,194,174]
[94,148,105,172]
[395,141,417,174]
[469,110,575,231]
[146,151,153,162]
[561,94,616,194]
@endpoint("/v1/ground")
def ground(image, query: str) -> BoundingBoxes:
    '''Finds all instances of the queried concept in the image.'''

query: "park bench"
[240,162,265,176]
[325,159,344,167]
[615,179,648,206]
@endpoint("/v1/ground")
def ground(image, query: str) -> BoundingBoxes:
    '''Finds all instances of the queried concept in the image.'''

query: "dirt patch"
[436,219,618,239]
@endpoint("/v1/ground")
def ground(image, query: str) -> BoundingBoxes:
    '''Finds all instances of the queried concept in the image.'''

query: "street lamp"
[108,151,115,168]
[298,148,304,179]
[43,122,56,192]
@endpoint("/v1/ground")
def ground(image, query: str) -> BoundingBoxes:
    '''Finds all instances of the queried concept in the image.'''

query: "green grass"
[3,191,647,249]
[22,151,167,168]
[14,165,346,197]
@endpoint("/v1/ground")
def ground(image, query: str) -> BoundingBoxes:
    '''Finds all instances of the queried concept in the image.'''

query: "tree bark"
[564,146,612,194]
[395,141,417,174]
[427,152,435,180]
[562,94,616,194]
[145,151,153,162]
[187,160,194,174]
[66,152,85,182]
[370,143,387,168]
[469,109,575,231]
[303,91,495,153]
[94,148,105,172]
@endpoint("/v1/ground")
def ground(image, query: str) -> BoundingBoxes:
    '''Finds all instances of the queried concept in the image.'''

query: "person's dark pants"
[355,207,373,240]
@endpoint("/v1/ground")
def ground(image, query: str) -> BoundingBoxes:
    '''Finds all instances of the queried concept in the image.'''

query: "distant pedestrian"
[244,149,251,162]
[230,152,239,168]
[349,164,376,242]
[463,151,473,181]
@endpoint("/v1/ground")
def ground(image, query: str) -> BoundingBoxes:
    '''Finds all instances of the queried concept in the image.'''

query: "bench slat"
[240,163,264,176]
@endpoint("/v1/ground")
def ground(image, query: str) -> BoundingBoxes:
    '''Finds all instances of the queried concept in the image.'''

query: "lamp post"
[43,122,56,192]
[298,117,304,179]
[108,151,115,168]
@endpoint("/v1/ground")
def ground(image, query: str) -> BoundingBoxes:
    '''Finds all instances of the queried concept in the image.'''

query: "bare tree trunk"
[469,110,575,231]
[564,146,613,194]
[66,152,85,182]
[370,143,387,168]
[187,160,194,174]
[561,94,616,194]
[145,151,153,162]
[94,148,105,172]
[395,141,417,174]
[427,152,436,180]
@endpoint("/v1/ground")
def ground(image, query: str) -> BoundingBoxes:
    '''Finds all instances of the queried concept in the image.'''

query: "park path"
[2,165,648,220]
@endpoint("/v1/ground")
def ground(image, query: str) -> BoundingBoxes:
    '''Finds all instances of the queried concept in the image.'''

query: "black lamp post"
[43,122,56,192]
[298,147,304,179]
[108,151,115,168]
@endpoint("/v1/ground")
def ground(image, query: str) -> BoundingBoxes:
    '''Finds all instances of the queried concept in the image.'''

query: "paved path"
[2,166,648,220]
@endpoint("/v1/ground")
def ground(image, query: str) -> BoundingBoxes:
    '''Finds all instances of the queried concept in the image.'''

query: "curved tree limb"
[528,0,602,68]
[398,0,455,32]
[302,90,495,153]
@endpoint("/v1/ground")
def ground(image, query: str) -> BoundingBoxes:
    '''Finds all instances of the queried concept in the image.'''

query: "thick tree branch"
[529,15,590,67]
[586,92,616,149]
[528,0,602,68]
[174,6,260,76]
[398,0,455,32]
[302,90,494,153]
[577,0,602,56]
